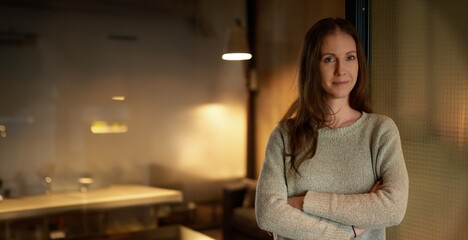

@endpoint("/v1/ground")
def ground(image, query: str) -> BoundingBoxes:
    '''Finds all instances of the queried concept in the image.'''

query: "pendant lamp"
[222,19,252,61]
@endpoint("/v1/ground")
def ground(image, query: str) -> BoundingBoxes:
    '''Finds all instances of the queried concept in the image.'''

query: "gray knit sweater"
[256,112,409,240]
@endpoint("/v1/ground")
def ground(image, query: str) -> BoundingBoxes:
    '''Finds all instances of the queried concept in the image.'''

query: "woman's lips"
[332,80,349,85]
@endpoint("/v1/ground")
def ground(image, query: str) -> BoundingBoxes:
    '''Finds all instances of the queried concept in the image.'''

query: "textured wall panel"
[371,0,468,239]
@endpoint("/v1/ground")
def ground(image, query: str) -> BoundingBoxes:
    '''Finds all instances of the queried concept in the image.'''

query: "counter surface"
[0,184,183,221]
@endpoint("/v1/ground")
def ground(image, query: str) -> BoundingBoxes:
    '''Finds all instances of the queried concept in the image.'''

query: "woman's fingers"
[370,180,382,193]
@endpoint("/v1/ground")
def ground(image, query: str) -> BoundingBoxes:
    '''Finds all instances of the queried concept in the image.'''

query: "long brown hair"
[280,18,372,175]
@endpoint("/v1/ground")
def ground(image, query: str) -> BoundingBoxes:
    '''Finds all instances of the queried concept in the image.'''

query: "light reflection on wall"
[458,97,466,149]
[256,63,298,178]
[430,13,468,151]
[177,103,246,180]
[111,96,126,101]
[90,121,128,134]
[435,89,468,150]
[0,124,6,138]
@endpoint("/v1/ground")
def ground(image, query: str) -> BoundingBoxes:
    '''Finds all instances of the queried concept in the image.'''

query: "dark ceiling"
[0,0,197,16]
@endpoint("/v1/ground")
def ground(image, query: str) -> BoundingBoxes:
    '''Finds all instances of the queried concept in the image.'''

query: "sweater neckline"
[319,112,368,135]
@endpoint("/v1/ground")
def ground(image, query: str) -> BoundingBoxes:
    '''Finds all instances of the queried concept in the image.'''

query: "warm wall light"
[112,96,126,101]
[90,121,128,134]
[222,19,252,61]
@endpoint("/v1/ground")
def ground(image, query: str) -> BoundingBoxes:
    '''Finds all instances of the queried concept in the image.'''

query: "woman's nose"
[334,60,346,76]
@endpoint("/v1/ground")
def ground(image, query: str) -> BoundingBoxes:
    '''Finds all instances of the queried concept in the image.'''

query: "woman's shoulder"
[365,112,394,122]
[272,118,294,132]
[363,112,399,132]
[267,120,294,143]
[270,121,289,137]
[364,113,394,123]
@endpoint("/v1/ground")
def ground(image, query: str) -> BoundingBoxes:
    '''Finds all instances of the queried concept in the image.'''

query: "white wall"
[0,0,248,201]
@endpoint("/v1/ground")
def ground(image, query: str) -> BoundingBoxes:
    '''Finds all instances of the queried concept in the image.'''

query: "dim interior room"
[0,0,248,198]
[1,0,468,240]
[0,0,249,238]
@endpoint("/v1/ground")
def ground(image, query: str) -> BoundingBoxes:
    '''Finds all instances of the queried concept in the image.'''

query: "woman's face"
[319,31,358,102]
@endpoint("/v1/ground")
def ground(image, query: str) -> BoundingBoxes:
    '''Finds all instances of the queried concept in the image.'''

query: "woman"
[255,18,409,239]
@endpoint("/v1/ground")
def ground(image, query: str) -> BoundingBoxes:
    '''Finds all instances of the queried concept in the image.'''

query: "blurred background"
[0,0,467,239]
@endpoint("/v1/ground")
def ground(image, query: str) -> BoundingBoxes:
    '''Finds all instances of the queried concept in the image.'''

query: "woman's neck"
[325,98,361,129]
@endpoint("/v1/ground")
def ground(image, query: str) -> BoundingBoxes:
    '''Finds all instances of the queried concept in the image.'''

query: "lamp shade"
[222,24,252,61]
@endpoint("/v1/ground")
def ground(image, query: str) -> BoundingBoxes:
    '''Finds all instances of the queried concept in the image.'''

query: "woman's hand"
[287,195,305,210]
[370,180,382,193]
[353,226,367,238]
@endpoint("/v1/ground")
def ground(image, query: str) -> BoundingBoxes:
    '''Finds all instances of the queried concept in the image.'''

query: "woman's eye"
[346,55,357,61]
[323,56,336,63]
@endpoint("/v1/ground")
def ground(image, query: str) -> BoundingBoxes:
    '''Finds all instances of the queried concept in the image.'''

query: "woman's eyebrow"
[321,50,356,57]
[320,52,335,57]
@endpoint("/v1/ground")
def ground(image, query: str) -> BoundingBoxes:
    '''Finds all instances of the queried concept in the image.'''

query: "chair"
[222,179,271,240]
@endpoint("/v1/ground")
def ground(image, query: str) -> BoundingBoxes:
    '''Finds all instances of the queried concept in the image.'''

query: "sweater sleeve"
[302,119,409,229]
[255,127,354,240]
